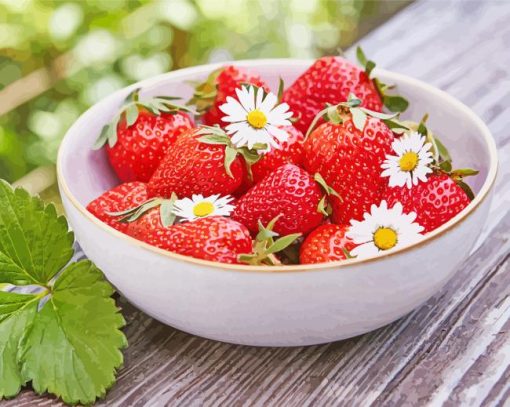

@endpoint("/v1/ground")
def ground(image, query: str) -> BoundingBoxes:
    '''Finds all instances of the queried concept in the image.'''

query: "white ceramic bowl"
[57,59,498,347]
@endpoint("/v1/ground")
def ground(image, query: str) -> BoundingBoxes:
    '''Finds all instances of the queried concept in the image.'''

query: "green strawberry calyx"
[106,193,178,227]
[404,114,479,200]
[305,93,401,138]
[238,216,302,266]
[186,67,223,115]
[314,172,342,216]
[356,46,409,114]
[93,88,196,150]
[195,125,267,179]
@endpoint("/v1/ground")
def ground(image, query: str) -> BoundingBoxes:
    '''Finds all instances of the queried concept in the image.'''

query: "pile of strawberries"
[87,48,477,266]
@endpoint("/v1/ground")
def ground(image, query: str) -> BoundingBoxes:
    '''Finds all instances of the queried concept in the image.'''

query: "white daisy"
[219,85,293,152]
[381,131,434,189]
[346,200,424,259]
[172,194,235,222]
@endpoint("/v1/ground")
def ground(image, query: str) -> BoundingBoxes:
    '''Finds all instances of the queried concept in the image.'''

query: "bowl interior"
[58,59,493,216]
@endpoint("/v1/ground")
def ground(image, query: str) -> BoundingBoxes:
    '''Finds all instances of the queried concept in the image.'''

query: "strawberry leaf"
[451,168,479,177]
[383,95,409,113]
[0,181,126,404]
[277,77,285,104]
[125,104,139,127]
[266,234,302,255]
[350,107,367,131]
[456,180,476,201]
[0,291,38,398]
[224,146,238,178]
[20,261,126,405]
[0,181,74,285]
[160,193,178,228]
[317,195,329,216]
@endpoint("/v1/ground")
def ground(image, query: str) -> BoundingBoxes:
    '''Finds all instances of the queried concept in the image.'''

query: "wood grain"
[3,0,510,405]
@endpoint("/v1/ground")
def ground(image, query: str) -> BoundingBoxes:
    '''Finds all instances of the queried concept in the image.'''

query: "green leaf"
[197,134,230,145]
[365,60,376,77]
[326,106,342,124]
[160,194,178,228]
[224,146,238,178]
[0,181,74,285]
[439,160,452,173]
[107,119,118,148]
[314,173,340,198]
[20,261,126,405]
[93,125,110,150]
[350,107,367,131]
[359,108,398,121]
[0,291,38,399]
[317,195,328,216]
[456,180,475,200]
[383,95,409,113]
[451,168,479,177]
[435,136,452,163]
[356,46,368,66]
[267,234,302,255]
[277,77,285,103]
[125,104,139,127]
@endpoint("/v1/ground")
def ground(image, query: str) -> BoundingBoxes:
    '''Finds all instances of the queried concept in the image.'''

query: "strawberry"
[231,164,334,236]
[299,224,356,264]
[86,182,148,233]
[94,89,195,183]
[188,65,268,126]
[282,47,408,133]
[250,125,304,184]
[127,210,252,264]
[303,96,396,224]
[384,172,472,233]
[147,126,261,199]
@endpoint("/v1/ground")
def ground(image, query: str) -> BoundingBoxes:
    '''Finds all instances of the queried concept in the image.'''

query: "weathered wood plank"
[3,0,510,406]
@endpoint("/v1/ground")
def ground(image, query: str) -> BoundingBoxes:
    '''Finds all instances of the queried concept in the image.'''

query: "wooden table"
[6,1,510,405]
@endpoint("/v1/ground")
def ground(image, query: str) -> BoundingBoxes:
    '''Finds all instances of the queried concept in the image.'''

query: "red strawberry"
[303,101,395,224]
[384,172,471,233]
[148,127,247,198]
[128,211,252,264]
[94,89,195,182]
[188,65,268,126]
[251,125,304,184]
[299,224,356,264]
[282,48,408,134]
[86,182,148,233]
[231,164,326,235]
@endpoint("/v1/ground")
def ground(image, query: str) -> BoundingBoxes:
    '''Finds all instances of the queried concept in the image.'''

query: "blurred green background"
[0,0,409,186]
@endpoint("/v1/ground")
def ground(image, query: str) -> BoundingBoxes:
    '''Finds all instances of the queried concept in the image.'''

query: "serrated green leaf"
[350,107,367,131]
[383,95,409,113]
[20,260,126,405]
[0,291,38,399]
[0,181,74,285]
[439,160,453,172]
[267,234,301,255]
[125,104,139,127]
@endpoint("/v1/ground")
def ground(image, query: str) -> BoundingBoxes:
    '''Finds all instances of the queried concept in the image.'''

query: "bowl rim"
[56,58,499,273]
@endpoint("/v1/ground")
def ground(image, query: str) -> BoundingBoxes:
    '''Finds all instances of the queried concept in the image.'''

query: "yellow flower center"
[373,227,398,251]
[399,151,419,172]
[246,109,267,129]
[193,202,215,217]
